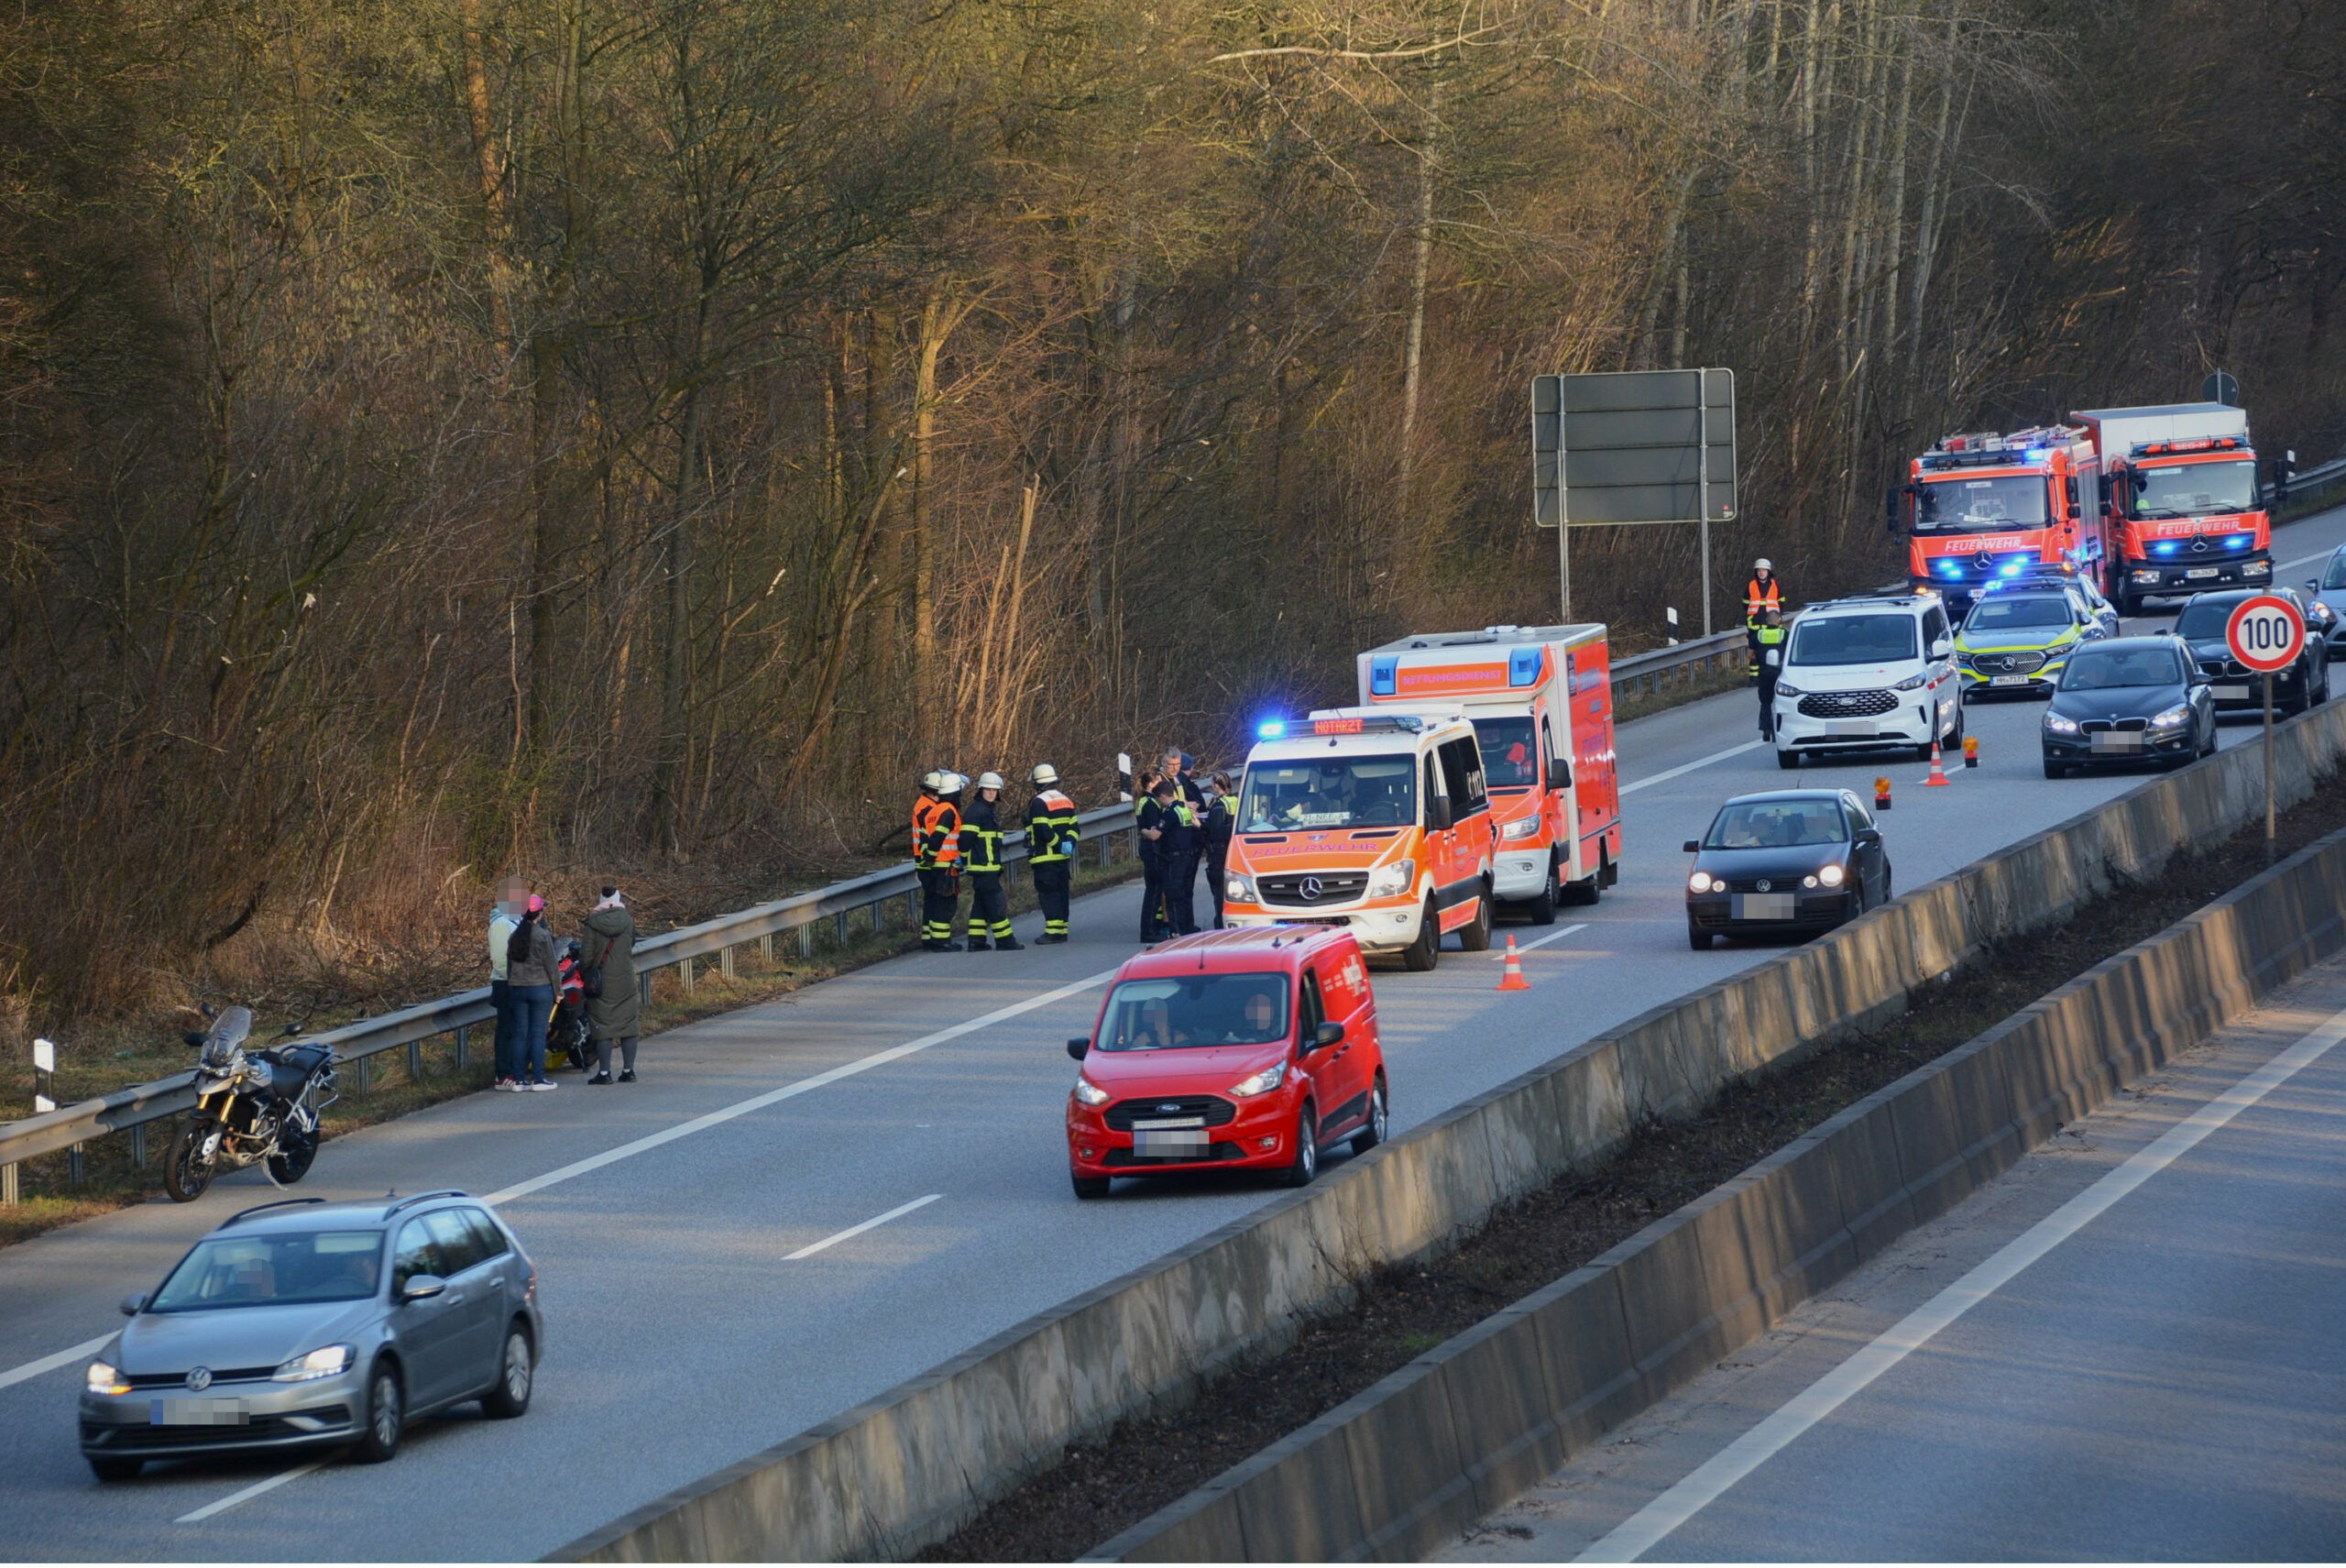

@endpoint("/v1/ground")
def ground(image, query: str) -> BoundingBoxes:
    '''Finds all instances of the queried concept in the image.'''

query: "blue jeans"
[502,984,554,1082]
[489,979,514,1080]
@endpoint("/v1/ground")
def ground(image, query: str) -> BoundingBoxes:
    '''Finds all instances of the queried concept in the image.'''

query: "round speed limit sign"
[2225,594,2307,674]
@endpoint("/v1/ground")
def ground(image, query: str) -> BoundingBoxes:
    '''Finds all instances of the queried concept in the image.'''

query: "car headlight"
[1501,815,1542,841]
[2149,704,2192,729]
[1229,1062,1287,1098]
[274,1343,354,1382]
[1772,680,1803,697]
[1367,859,1417,899]
[1688,870,1716,894]
[1891,670,1932,691]
[1225,872,1256,903]
[1818,863,1846,887]
[86,1361,128,1396]
[2044,711,2080,734]
[1072,1076,1111,1107]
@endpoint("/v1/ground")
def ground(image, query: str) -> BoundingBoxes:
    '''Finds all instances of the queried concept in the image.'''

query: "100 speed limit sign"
[2225,595,2307,674]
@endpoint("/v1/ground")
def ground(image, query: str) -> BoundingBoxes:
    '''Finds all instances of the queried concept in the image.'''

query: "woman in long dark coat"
[578,886,642,1082]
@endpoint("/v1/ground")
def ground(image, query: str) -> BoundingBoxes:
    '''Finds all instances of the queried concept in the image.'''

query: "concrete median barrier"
[561,700,2346,1565]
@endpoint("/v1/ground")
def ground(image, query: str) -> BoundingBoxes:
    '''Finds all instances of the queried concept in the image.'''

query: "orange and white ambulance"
[1220,710,1498,972]
[1356,623,1619,920]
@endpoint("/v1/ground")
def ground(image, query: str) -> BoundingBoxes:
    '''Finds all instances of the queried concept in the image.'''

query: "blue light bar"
[2227,534,2253,551]
[2024,447,2049,462]
[2000,562,2023,576]
[1507,647,1542,686]
[1368,654,1398,696]
[1256,719,1287,740]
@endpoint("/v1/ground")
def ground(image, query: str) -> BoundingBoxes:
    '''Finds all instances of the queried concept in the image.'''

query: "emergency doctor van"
[1221,710,1497,972]
[1354,624,1621,922]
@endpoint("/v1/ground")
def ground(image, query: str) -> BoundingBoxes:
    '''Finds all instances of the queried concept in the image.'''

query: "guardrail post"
[131,1123,146,1168]
[408,1038,423,1081]
[680,958,696,997]
[69,1143,83,1188]
[454,1025,468,1071]
[1,1161,15,1205]
[356,1056,371,1095]
[639,971,652,1010]
[761,932,773,965]
[836,909,850,947]
[720,945,736,981]
[799,922,813,959]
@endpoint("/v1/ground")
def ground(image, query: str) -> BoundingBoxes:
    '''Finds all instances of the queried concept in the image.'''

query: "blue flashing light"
[2226,533,2253,552]
[1999,561,2024,576]
[2024,447,2049,462]
[1368,654,1398,696]
[1935,559,1964,578]
[1507,646,1543,687]
[2152,542,2180,557]
[1256,718,1287,740]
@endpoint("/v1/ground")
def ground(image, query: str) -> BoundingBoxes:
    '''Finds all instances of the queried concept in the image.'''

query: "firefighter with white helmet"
[959,771,1022,950]
[911,770,964,951]
[1024,763,1080,944]
[1745,557,1784,680]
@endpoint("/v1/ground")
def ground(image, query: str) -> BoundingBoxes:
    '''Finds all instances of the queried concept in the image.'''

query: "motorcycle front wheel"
[164,1120,216,1203]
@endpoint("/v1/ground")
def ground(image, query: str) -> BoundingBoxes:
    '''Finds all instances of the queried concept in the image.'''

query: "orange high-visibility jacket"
[1744,576,1782,624]
[912,796,962,869]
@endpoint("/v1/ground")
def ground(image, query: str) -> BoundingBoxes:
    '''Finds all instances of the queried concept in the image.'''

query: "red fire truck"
[2072,404,2274,615]
[1888,427,2109,608]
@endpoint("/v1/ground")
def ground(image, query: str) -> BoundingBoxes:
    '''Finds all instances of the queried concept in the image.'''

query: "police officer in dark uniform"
[1159,785,1202,936]
[1024,763,1080,944]
[912,771,964,952]
[1200,771,1237,927]
[1136,776,1176,940]
[959,772,1023,950]
[1755,606,1787,740]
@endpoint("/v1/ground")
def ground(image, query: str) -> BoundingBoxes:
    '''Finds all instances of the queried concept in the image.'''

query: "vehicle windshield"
[1915,474,2049,532]
[148,1230,384,1311]
[1786,614,1919,667]
[1095,972,1292,1051]
[2130,459,2257,519]
[2174,599,2243,639]
[2061,649,2186,690]
[1238,754,1416,830]
[2323,553,2346,591]
[1964,597,2072,633]
[1470,718,1539,789]
[1705,800,1848,850]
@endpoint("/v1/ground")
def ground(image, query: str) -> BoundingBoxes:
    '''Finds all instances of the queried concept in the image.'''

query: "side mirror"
[1682,839,1701,854]
[1930,637,1953,659]
[1425,797,1453,832]
[1311,1021,1345,1050]
[183,1032,207,1048]
[2308,581,2321,593]
[1065,1036,1089,1061]
[120,1292,147,1316]
[1549,758,1572,788]
[400,1274,447,1303]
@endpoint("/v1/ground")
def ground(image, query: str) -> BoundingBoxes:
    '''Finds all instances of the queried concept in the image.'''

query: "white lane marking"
[1491,923,1589,958]
[1578,1001,2346,1562]
[484,968,1116,1206]
[2275,545,2336,574]
[175,1461,325,1524]
[784,1194,942,1261]
[0,1333,112,1393]
[1620,740,1766,796]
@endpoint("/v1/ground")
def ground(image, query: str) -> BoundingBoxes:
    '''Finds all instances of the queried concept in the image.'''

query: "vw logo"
[186,1366,213,1392]
[1299,875,1324,902]
[1755,879,1772,893]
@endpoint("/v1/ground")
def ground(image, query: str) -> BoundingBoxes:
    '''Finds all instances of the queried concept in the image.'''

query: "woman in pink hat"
[501,892,560,1091]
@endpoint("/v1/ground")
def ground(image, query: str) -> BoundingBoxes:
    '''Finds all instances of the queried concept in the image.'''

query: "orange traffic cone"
[1496,935,1532,992]
[1925,738,1952,787]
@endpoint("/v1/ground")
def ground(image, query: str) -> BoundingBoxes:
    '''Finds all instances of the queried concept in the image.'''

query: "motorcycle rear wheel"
[164,1121,215,1203]
[266,1132,317,1186]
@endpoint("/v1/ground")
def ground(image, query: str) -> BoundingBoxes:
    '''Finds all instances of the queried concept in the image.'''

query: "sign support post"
[2222,593,2303,865]
[1698,400,1713,636]
[2265,670,2275,861]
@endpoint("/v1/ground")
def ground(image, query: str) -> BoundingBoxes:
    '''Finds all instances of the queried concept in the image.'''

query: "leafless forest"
[1,0,2339,1021]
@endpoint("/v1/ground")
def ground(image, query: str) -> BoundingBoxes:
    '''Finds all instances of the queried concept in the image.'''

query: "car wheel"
[1688,919,1711,950]
[2200,721,2218,757]
[1457,882,1494,951]
[1777,748,1802,771]
[2044,757,2067,779]
[86,1455,143,1483]
[2118,588,2141,618]
[352,1361,403,1464]
[1280,1106,1319,1189]
[1523,871,1558,927]
[1352,1075,1388,1155]
[1070,1173,1111,1201]
[1400,897,1440,971]
[163,1121,214,1204]
[481,1323,534,1419]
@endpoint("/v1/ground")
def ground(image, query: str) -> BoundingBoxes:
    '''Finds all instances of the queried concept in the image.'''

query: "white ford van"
[1771,592,1963,769]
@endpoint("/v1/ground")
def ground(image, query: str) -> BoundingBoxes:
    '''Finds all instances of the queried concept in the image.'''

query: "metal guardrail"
[0,633,1799,1200]
[2281,451,2346,504]
[0,802,1141,1199]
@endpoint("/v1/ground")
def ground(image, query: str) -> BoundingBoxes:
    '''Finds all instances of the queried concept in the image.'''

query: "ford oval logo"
[186,1366,213,1392]
[1299,875,1324,902]
[1755,878,1772,893]
[1158,1102,1183,1113]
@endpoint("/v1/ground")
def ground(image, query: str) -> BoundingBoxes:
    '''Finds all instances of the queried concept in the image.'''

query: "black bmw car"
[2173,587,2333,715]
[2040,635,2215,778]
[1685,789,1891,949]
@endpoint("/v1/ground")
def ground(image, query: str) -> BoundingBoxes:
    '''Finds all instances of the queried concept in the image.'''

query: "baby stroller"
[546,938,594,1072]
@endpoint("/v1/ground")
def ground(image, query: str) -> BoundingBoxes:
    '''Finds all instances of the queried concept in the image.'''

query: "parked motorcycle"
[164,1006,339,1202]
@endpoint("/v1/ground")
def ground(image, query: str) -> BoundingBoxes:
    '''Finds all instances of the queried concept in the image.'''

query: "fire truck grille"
[1796,690,1896,718]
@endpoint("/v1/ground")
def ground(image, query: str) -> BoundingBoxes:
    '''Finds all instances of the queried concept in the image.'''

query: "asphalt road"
[4,507,2343,1561]
[1440,952,2346,1563]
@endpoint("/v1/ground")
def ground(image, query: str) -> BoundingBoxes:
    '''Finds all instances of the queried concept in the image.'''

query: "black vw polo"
[1684,790,1891,949]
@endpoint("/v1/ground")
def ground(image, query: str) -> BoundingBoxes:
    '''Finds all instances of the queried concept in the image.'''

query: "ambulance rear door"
[1561,636,1619,880]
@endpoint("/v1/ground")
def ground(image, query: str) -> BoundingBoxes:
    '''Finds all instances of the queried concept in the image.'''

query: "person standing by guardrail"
[1201,771,1237,927]
[960,773,1023,951]
[488,877,526,1091]
[503,894,559,1091]
[1137,775,1176,941]
[913,771,966,952]
[1745,558,1783,682]
[1755,605,1787,740]
[578,886,641,1084]
[1024,763,1080,944]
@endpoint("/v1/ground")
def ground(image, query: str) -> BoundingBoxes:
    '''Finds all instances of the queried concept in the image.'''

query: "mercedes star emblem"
[1299,875,1324,902]
[186,1365,213,1392]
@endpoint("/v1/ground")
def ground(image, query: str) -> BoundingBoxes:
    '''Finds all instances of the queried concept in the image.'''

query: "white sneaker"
[528,1079,556,1091]
[494,1078,519,1092]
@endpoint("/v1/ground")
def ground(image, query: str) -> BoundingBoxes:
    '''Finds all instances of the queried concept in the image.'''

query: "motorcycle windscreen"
[201,1005,253,1069]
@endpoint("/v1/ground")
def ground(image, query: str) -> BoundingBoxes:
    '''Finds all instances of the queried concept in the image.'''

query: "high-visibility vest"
[1745,577,1782,623]
[960,802,1006,872]
[911,796,961,869]
[1025,790,1080,862]
[1756,623,1786,667]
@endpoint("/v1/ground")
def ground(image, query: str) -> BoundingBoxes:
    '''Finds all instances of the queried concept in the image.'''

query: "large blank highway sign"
[1532,367,1736,527]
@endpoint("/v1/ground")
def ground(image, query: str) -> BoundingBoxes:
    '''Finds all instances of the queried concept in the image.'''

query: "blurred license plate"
[1990,674,2031,686]
[1732,893,1796,920]
[2187,566,2220,579]
[151,1399,247,1426]
[1825,721,1874,737]
[2090,732,2143,752]
[1132,1127,1208,1157]
[2212,685,2249,699]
